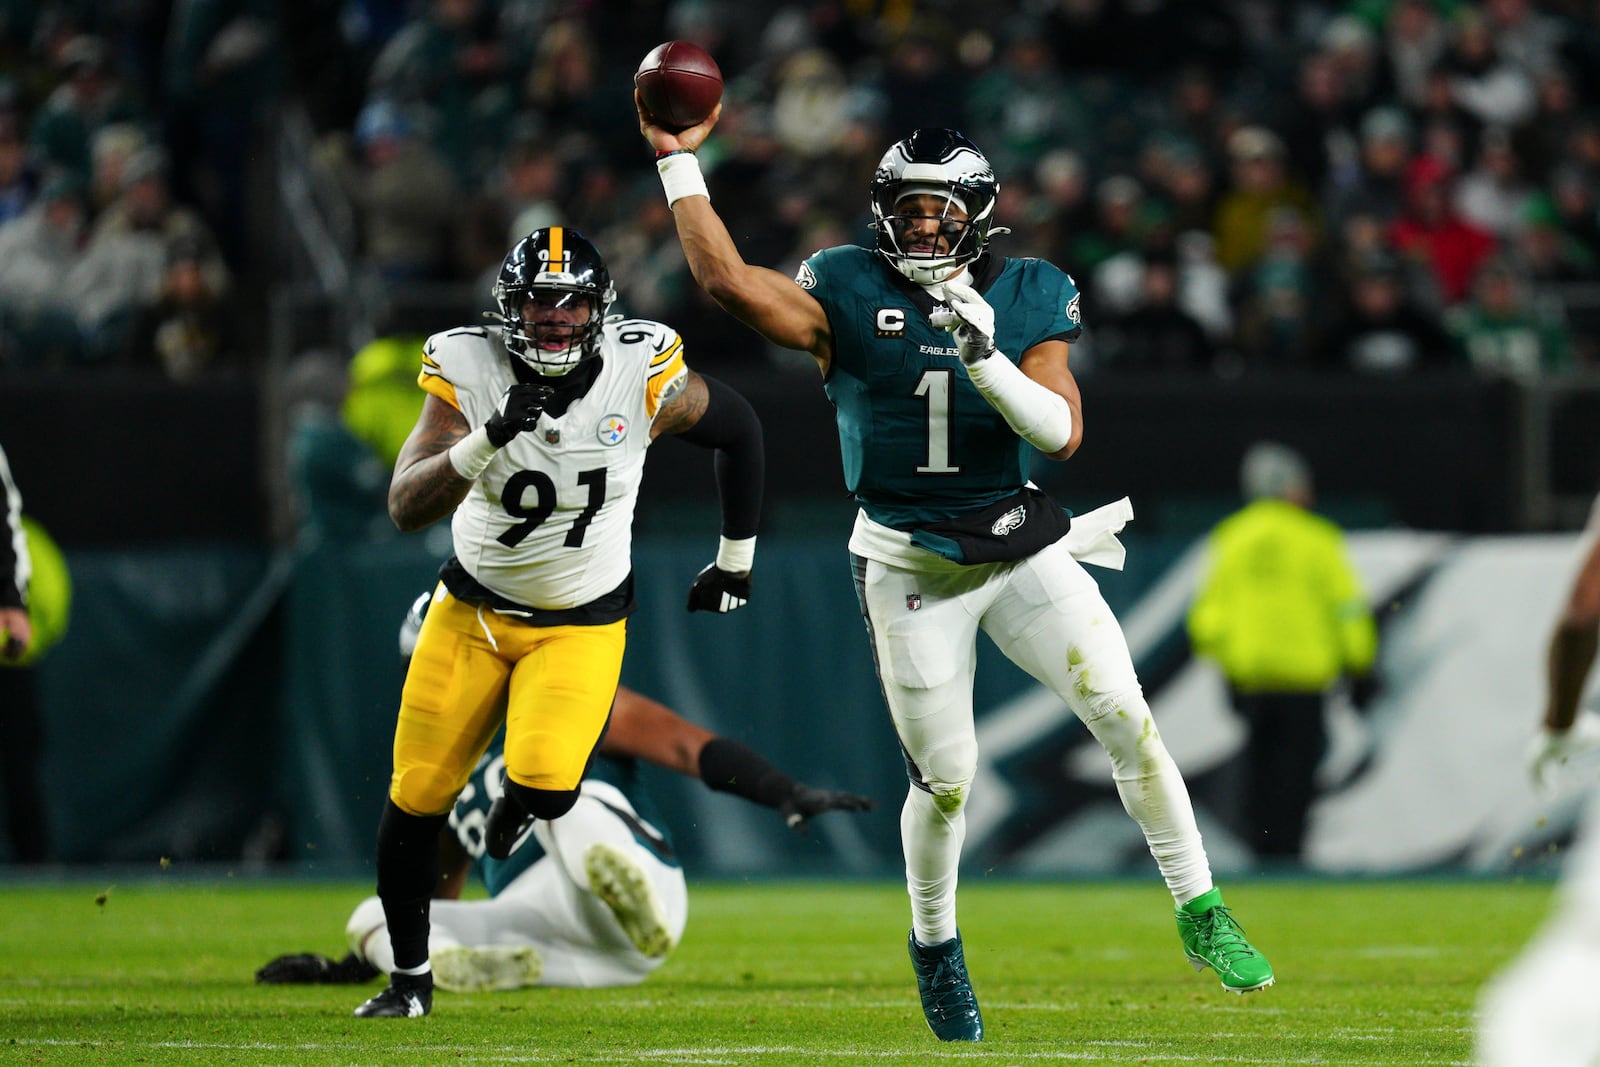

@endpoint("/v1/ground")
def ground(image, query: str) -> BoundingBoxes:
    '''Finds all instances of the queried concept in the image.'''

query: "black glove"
[686,563,751,613]
[778,783,877,834]
[484,383,555,447]
[255,951,380,985]
[1349,673,1381,713]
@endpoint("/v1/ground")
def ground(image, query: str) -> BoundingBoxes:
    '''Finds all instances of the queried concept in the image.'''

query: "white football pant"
[1477,786,1600,1067]
[856,537,1214,944]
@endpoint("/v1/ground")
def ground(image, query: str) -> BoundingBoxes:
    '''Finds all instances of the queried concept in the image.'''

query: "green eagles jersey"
[449,739,678,897]
[798,246,1082,528]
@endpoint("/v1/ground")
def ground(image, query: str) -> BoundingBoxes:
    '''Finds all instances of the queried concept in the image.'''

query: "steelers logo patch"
[597,414,628,446]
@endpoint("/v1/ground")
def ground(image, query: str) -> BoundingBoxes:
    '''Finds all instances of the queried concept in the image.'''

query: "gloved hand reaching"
[255,951,379,985]
[778,782,877,834]
[686,562,750,613]
[1527,711,1600,796]
[485,383,556,447]
[929,279,997,364]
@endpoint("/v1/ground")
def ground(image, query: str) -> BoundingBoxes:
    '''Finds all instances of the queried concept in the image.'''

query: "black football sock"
[374,799,447,974]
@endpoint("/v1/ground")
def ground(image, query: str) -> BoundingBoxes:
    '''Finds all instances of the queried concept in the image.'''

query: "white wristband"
[964,351,1074,454]
[447,426,499,480]
[657,151,709,207]
[715,535,755,575]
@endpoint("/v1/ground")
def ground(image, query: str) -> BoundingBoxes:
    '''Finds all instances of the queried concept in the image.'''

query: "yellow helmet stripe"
[547,226,563,267]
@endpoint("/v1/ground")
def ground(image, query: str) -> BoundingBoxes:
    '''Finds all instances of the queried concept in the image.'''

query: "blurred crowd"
[5,0,1600,382]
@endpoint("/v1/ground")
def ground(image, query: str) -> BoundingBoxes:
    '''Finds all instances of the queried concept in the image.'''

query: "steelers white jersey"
[417,318,688,610]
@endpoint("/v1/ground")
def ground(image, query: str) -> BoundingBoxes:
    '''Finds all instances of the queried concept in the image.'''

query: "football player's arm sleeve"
[672,374,764,542]
[969,343,1078,457]
[699,738,876,833]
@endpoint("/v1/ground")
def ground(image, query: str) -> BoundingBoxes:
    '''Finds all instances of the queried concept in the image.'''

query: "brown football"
[635,41,723,130]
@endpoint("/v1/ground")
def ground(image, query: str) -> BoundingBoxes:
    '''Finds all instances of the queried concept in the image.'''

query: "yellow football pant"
[389,586,626,816]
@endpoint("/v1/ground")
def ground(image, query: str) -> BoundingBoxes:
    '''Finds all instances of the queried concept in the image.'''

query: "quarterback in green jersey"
[639,98,1275,1040]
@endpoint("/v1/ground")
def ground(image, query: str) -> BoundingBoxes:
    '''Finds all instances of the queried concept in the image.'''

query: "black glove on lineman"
[779,783,877,834]
[484,383,556,447]
[255,951,379,985]
[686,563,751,613]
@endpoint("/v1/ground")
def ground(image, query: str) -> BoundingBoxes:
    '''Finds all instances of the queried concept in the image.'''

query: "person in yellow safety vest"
[1186,441,1378,861]
[342,329,430,468]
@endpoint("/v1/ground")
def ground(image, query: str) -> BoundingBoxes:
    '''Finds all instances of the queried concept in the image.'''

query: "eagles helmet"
[869,129,1000,285]
[491,227,617,375]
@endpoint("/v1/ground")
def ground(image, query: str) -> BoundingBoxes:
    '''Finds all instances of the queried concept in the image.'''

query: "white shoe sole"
[584,842,675,958]
[431,945,543,993]
[1188,955,1276,994]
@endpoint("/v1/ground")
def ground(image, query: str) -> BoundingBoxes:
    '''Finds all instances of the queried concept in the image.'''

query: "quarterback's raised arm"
[636,94,833,368]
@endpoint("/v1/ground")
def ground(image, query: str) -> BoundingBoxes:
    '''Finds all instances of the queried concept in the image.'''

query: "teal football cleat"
[908,931,984,1041]
[1177,888,1275,993]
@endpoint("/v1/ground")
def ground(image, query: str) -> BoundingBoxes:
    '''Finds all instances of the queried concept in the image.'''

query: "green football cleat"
[908,931,984,1041]
[1176,888,1275,993]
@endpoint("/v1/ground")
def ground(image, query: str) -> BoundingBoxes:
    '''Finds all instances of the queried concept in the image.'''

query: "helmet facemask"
[491,227,616,376]
[870,130,1000,285]
[496,284,604,375]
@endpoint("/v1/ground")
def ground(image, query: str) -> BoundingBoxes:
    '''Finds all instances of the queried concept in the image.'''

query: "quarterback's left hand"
[779,783,877,834]
[929,279,997,364]
[686,563,751,613]
[1527,712,1600,796]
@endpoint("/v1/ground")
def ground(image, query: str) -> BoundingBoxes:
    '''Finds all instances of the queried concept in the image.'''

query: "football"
[635,41,723,130]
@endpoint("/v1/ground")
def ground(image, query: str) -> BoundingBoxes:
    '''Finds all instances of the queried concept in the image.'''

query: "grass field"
[1,875,1556,1065]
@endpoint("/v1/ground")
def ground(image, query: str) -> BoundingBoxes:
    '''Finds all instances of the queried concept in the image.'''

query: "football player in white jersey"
[1477,493,1600,1067]
[354,227,765,1019]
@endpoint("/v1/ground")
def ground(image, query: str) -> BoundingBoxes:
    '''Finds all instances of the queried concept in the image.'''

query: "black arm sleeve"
[699,737,796,809]
[0,443,25,609]
[673,374,764,541]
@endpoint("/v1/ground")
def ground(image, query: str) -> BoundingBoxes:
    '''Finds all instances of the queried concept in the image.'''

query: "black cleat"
[353,975,432,1018]
[485,793,534,860]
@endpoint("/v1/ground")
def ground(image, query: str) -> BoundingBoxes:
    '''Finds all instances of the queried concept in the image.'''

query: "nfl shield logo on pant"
[906,593,922,611]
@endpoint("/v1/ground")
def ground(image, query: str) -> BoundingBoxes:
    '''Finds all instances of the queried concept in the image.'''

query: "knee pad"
[916,736,978,798]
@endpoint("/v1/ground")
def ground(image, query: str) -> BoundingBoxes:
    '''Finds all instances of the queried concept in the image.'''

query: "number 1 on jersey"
[914,368,961,474]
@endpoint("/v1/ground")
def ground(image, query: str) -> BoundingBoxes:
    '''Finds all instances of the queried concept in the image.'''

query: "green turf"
[1,876,1556,1065]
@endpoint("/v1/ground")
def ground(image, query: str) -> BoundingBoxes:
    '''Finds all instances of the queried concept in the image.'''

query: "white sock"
[902,785,965,945]
[1093,694,1213,904]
